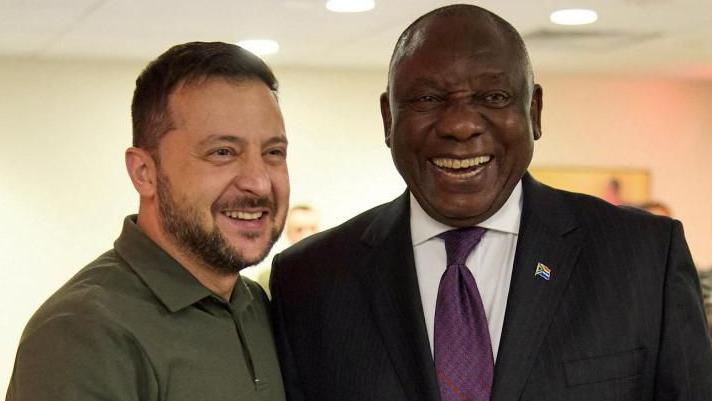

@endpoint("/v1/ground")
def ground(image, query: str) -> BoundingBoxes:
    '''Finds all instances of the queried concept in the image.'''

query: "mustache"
[212,196,275,213]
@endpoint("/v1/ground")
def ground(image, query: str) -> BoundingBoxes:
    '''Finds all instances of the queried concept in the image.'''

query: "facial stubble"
[156,171,282,275]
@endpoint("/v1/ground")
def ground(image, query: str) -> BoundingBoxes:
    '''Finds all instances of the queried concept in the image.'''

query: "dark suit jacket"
[270,174,712,401]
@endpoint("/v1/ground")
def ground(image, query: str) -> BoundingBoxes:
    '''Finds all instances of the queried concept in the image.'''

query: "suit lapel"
[351,176,582,401]
[491,174,584,401]
[354,192,441,401]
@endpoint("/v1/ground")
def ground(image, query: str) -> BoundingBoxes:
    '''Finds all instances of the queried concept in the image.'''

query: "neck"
[179,263,238,302]
[136,207,238,302]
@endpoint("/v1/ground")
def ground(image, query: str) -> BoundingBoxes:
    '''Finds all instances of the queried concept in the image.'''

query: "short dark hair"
[387,4,533,90]
[131,41,278,154]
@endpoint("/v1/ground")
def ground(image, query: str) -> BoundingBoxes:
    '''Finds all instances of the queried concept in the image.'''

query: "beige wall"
[1,58,711,390]
[534,73,712,271]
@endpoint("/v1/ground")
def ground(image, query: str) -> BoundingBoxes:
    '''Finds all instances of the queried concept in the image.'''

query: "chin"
[243,239,275,259]
[429,202,494,226]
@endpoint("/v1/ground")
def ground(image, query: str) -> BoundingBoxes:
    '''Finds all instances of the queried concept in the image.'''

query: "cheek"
[168,182,218,219]
[178,170,238,209]
[189,184,222,210]
[167,159,214,187]
[271,168,290,201]
[392,120,429,158]
[501,112,525,134]
[499,113,535,147]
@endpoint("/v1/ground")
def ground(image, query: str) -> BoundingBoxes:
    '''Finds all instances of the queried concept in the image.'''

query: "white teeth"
[432,155,491,169]
[224,211,263,220]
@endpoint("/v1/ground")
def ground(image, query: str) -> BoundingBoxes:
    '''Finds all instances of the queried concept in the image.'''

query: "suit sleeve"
[654,220,712,400]
[270,253,307,401]
[6,314,157,401]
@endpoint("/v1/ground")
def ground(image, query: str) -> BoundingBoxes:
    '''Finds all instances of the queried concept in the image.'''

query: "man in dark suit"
[270,5,712,401]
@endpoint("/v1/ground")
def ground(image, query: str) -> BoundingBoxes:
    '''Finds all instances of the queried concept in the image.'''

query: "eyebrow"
[263,135,288,147]
[197,134,288,147]
[406,71,507,89]
[197,135,245,147]
[478,72,508,82]
[408,78,441,88]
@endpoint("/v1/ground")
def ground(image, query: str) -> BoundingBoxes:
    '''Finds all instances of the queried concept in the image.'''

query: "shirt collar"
[410,180,523,246]
[114,215,232,313]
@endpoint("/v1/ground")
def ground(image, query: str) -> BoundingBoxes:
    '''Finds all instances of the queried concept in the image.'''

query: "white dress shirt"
[410,181,522,361]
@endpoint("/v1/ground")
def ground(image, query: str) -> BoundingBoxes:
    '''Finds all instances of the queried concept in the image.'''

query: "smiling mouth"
[221,210,266,221]
[431,155,492,177]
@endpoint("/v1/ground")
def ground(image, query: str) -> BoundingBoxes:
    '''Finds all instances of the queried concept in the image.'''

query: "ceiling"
[2,0,711,79]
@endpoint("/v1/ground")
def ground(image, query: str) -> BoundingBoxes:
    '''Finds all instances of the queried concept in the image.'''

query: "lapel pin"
[534,262,552,281]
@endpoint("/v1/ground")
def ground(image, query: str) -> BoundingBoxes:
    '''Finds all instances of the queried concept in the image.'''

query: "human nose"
[232,154,271,197]
[435,100,486,141]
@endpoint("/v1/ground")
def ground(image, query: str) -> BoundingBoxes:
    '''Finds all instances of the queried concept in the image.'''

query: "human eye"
[416,95,441,103]
[204,147,237,163]
[210,147,235,157]
[481,91,511,108]
[264,145,287,163]
[409,93,444,112]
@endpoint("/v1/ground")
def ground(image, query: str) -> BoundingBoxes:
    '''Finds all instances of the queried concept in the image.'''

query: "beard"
[156,171,283,275]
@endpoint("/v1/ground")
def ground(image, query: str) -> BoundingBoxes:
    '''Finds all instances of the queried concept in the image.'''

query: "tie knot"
[438,227,486,266]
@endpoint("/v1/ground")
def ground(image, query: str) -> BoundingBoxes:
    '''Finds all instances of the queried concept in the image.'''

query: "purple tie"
[434,227,493,401]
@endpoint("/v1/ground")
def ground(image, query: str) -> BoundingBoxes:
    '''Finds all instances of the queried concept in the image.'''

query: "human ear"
[125,147,158,198]
[531,84,543,141]
[380,92,393,148]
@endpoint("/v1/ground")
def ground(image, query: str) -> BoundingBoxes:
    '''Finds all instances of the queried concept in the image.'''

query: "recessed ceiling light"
[550,8,598,25]
[326,0,375,13]
[236,39,279,56]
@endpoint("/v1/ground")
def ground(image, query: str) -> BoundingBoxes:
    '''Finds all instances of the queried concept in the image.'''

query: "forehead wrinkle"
[388,12,534,93]
[395,48,512,88]
[392,46,532,97]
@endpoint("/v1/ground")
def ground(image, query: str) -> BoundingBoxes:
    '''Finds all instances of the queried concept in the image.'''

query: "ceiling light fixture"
[236,39,280,56]
[326,0,375,13]
[550,8,598,25]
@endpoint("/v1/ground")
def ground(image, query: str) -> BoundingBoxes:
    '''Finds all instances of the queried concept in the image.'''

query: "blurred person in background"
[639,200,673,217]
[285,204,321,245]
[244,204,321,296]
[637,200,712,333]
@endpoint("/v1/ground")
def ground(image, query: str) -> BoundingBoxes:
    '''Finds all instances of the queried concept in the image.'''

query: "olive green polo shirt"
[6,216,286,401]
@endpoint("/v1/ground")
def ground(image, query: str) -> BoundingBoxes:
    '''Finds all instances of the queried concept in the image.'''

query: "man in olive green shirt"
[7,42,289,401]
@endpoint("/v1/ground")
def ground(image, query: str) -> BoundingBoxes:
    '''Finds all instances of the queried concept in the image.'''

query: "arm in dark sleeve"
[6,314,158,401]
[654,220,712,400]
[270,253,306,401]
